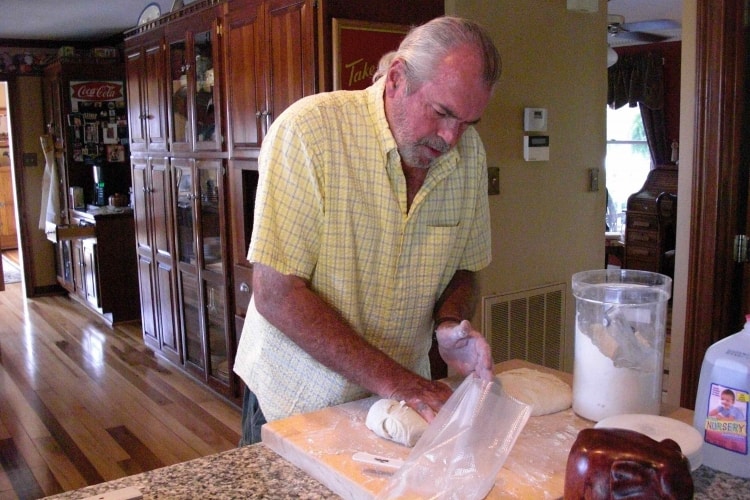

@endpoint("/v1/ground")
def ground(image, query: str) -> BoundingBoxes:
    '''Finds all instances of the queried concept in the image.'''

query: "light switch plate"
[589,168,599,192]
[488,167,499,195]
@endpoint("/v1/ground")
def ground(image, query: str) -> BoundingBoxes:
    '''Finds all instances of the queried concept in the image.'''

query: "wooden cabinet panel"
[126,32,169,153]
[266,0,316,121]
[224,1,264,155]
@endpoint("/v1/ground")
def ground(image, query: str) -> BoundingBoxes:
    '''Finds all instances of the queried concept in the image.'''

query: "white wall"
[446,0,607,371]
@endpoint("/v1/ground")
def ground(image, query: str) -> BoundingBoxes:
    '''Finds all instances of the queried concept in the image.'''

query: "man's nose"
[437,120,463,147]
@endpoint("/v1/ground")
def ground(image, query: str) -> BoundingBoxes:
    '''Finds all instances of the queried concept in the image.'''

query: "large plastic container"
[693,316,750,478]
[571,270,672,422]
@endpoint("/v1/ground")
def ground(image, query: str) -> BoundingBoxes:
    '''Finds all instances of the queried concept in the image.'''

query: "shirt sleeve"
[248,111,323,280]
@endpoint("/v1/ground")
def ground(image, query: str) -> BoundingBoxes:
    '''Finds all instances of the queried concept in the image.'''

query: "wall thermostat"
[524,107,548,132]
[524,135,550,162]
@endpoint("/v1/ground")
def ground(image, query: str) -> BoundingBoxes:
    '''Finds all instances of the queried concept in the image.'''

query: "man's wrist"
[434,316,463,329]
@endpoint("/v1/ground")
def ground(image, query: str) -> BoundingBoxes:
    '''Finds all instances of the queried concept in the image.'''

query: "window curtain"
[607,52,670,166]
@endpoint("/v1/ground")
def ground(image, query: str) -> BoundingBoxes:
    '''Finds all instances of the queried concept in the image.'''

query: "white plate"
[594,413,702,471]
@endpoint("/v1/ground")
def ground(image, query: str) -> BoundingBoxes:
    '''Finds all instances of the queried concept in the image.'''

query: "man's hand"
[386,377,454,423]
[436,320,494,381]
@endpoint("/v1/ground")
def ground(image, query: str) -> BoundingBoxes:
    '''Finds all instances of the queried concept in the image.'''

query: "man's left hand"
[436,320,493,381]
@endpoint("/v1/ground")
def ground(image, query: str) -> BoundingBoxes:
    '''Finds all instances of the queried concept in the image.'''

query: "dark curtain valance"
[608,52,670,165]
[607,52,664,110]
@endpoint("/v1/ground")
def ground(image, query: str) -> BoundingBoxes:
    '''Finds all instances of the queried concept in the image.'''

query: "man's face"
[385,45,493,169]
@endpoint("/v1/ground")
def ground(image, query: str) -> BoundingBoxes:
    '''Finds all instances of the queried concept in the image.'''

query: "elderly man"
[234,15,502,445]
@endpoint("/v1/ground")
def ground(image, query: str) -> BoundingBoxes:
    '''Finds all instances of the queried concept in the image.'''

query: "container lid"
[594,414,702,471]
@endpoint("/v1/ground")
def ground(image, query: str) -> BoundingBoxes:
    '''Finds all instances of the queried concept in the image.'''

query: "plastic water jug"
[693,315,750,478]
[571,269,672,422]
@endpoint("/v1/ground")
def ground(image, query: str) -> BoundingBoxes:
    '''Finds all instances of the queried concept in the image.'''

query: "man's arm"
[433,270,494,381]
[252,262,453,421]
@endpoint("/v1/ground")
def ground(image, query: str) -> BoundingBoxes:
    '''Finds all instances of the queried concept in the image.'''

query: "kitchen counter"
[42,441,750,499]
[46,359,750,499]
[45,444,337,499]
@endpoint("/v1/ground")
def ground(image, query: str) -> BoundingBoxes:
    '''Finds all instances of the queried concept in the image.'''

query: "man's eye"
[434,109,447,117]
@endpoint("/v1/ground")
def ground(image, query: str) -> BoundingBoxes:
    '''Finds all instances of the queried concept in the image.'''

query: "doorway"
[0,81,22,291]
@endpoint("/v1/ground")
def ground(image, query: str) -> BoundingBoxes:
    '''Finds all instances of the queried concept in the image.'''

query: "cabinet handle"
[239,282,250,293]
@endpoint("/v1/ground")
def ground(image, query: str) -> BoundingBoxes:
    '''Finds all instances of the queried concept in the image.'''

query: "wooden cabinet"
[123,0,445,401]
[224,0,316,342]
[126,0,238,399]
[223,0,315,157]
[126,30,169,153]
[42,59,137,323]
[54,212,140,323]
[624,165,678,274]
[166,9,224,153]
[173,158,232,391]
[132,156,181,365]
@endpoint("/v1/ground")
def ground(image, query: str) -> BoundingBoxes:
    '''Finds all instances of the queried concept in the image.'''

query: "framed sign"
[332,18,410,91]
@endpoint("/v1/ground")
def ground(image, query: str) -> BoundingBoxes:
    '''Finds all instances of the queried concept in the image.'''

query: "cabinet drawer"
[627,214,658,231]
[233,264,253,316]
[55,223,96,241]
[627,245,659,259]
[627,229,658,246]
[625,256,659,272]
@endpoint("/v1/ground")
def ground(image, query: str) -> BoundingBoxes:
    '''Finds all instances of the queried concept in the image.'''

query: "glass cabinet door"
[174,160,195,265]
[168,36,190,151]
[193,29,219,150]
[181,272,204,370]
[197,160,223,274]
[206,281,228,382]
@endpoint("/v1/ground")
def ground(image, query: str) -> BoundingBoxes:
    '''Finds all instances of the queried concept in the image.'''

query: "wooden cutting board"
[262,360,589,499]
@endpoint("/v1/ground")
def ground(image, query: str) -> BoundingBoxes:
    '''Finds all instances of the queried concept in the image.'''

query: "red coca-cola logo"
[70,82,123,101]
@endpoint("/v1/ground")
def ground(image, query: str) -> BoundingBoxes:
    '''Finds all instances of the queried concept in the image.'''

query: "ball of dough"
[496,368,572,416]
[366,399,428,447]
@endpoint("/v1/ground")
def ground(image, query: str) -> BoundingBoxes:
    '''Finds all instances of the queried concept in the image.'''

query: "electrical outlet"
[588,168,599,192]
[488,167,499,195]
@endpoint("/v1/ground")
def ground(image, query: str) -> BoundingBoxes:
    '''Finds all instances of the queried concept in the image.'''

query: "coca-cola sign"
[70,81,123,101]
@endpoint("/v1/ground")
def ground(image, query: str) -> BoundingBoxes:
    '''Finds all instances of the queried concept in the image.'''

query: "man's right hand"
[386,377,453,422]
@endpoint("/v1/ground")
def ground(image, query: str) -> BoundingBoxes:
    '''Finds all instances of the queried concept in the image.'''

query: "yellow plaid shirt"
[233,78,492,421]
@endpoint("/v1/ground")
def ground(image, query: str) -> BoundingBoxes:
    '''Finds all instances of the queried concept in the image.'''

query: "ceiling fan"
[606,15,681,67]
[607,15,681,44]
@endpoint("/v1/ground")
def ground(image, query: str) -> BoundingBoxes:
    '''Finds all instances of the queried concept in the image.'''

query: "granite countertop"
[43,441,750,499]
[45,444,337,499]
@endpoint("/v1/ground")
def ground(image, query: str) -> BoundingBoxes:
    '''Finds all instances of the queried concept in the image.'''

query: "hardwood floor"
[0,258,241,499]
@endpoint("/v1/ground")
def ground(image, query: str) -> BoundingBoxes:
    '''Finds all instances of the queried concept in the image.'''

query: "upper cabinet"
[126,30,169,153]
[166,10,224,153]
[223,0,316,158]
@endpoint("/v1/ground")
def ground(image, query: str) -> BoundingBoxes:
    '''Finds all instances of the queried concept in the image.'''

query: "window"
[605,105,651,232]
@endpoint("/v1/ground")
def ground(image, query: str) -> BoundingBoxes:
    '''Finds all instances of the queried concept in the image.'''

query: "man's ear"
[384,59,405,97]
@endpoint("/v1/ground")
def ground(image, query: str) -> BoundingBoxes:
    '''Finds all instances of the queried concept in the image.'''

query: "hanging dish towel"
[39,134,61,233]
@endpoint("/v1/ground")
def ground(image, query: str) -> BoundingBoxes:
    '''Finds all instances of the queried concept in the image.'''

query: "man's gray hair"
[372,16,501,92]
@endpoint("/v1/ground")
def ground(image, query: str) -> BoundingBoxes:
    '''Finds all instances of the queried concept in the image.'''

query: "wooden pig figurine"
[564,428,693,499]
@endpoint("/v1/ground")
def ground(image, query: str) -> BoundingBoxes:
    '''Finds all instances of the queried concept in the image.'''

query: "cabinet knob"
[239,282,250,293]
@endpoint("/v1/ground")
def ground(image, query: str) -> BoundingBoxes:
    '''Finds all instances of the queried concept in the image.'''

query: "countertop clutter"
[46,361,750,499]
[42,442,750,499]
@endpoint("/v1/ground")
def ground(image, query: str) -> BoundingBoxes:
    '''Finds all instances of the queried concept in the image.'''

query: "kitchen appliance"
[571,269,671,422]
[90,163,130,207]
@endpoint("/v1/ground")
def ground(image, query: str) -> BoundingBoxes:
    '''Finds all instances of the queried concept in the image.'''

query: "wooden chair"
[656,192,677,278]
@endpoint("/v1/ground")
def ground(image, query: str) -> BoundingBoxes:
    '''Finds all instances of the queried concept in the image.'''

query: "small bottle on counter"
[693,315,750,478]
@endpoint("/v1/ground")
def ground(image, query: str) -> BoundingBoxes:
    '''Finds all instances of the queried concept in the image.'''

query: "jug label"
[701,383,748,455]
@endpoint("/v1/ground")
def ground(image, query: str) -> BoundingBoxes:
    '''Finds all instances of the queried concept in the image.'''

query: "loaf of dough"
[366,399,428,447]
[496,368,572,416]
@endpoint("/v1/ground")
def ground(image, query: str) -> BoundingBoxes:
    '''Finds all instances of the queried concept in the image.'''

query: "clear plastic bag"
[376,375,531,500]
